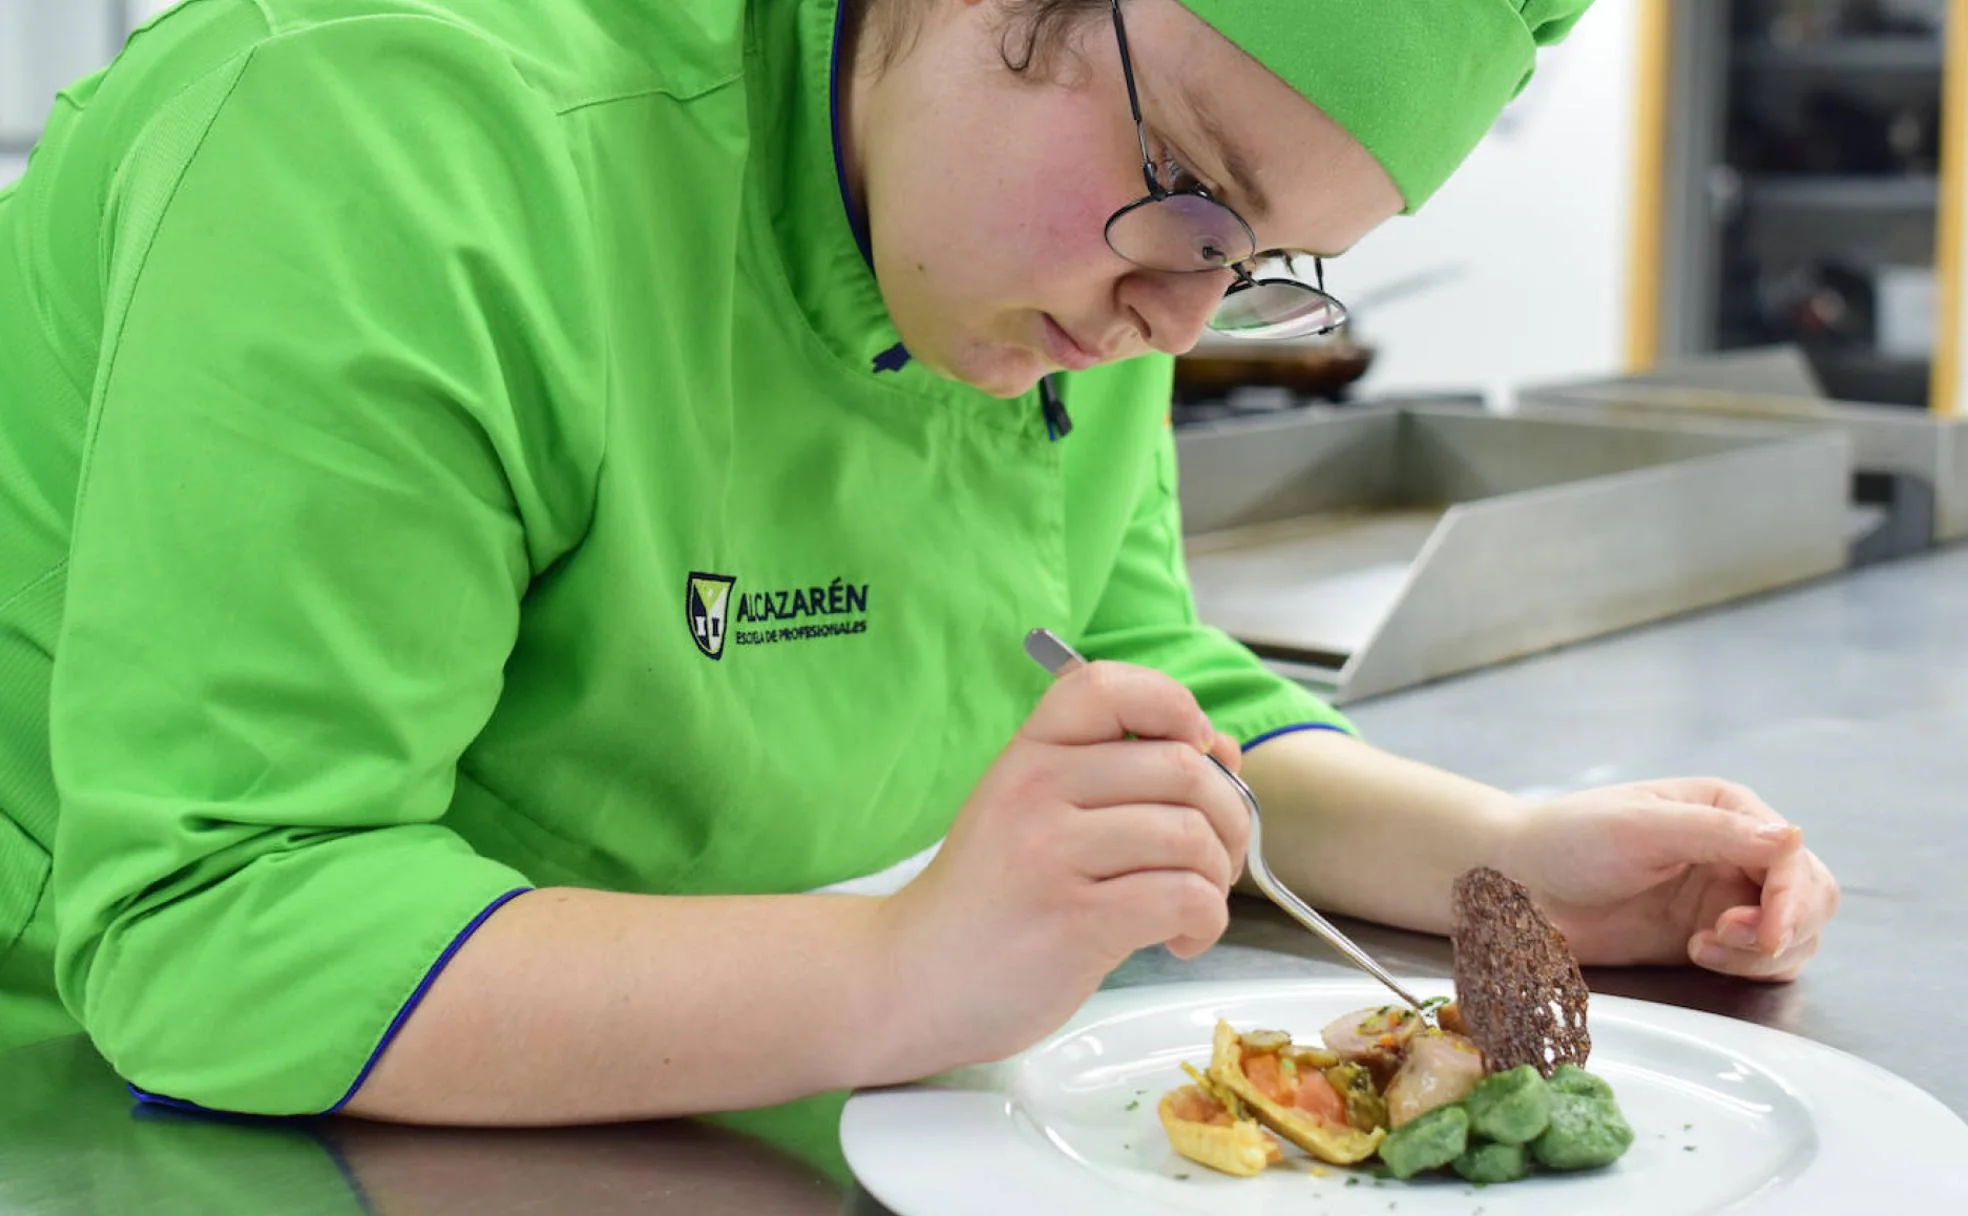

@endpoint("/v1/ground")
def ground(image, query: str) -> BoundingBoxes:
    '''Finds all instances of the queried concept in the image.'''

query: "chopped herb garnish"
[1174,1173,1190,1181]
[1683,1123,1694,1131]
[1124,1099,1139,1111]
[1684,1145,1697,1152]
[1420,995,1451,1011]
[1345,1176,1360,1187]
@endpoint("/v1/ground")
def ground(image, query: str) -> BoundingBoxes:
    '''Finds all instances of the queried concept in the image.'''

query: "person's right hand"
[874,660,1248,1073]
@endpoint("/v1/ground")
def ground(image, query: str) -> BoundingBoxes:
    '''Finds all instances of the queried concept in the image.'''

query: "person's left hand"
[1497,778,1839,982]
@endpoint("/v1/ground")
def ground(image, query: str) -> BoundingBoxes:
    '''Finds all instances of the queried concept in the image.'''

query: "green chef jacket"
[0,0,1352,1114]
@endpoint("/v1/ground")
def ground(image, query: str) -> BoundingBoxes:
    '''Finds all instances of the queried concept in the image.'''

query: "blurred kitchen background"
[4,0,1964,703]
[1171,0,1964,422]
[2,2,178,179]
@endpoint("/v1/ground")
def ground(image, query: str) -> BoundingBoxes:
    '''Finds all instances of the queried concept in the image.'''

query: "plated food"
[1157,867,1634,1184]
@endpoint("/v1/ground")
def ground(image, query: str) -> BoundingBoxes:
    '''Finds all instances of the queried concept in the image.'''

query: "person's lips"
[1039,313,1101,372]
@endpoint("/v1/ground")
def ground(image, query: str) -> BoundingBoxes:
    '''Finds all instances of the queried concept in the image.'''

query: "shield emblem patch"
[686,572,736,660]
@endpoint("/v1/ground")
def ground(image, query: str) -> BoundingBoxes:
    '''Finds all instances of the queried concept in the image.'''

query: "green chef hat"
[1177,0,1597,211]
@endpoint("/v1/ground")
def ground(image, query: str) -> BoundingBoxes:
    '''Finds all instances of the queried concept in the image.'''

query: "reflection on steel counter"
[0,1035,853,1216]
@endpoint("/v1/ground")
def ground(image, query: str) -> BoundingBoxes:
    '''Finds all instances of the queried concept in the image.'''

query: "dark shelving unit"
[1651,0,1956,410]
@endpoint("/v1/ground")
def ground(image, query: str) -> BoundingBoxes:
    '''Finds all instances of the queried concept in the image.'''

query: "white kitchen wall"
[1321,0,1643,404]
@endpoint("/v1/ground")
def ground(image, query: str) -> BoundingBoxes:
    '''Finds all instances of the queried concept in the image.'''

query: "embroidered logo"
[688,573,873,656]
[686,572,736,660]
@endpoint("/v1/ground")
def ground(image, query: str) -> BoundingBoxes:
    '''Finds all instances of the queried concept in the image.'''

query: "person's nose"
[1116,267,1235,355]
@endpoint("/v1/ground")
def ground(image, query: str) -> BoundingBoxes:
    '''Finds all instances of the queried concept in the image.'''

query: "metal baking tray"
[1176,399,1851,703]
[1517,346,1968,563]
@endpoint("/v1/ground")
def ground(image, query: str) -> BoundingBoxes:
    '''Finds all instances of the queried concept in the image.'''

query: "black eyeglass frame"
[1101,0,1350,340]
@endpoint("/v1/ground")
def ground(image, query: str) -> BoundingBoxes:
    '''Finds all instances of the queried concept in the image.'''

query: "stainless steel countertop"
[5,543,1965,1215]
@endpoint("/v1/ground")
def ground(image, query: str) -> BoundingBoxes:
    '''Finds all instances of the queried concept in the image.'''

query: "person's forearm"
[1236,730,1529,935]
[342,887,922,1126]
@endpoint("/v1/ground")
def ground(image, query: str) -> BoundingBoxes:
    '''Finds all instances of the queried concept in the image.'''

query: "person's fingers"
[1070,803,1235,895]
[1056,740,1227,808]
[1023,661,1213,751]
[1642,777,1786,823]
[1053,741,1250,870]
[1164,938,1215,961]
[1758,847,1840,953]
[1094,869,1231,961]
[1689,928,1820,982]
[1209,731,1243,775]
[1713,905,1763,951]
[1626,803,1805,872]
[1758,851,1808,952]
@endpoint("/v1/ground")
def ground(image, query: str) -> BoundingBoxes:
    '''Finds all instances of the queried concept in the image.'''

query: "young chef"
[0,0,1837,1121]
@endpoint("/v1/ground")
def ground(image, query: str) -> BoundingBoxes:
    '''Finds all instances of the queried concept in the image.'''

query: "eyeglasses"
[1102,0,1348,341]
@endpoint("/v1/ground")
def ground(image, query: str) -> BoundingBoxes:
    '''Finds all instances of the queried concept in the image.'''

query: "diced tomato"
[1242,1051,1291,1105]
[1291,1069,1347,1126]
[1171,1086,1233,1127]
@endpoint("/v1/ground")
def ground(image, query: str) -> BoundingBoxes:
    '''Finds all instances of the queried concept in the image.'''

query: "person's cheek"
[1033,170,1123,265]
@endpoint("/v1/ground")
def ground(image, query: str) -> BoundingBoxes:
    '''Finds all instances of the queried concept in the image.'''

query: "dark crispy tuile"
[1450,867,1591,1077]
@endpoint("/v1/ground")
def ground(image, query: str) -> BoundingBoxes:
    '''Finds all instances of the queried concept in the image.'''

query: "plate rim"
[841,976,1968,1216]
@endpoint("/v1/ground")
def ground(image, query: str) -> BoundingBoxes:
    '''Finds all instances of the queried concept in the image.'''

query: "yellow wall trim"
[1623,0,1672,372]
[1932,0,1967,416]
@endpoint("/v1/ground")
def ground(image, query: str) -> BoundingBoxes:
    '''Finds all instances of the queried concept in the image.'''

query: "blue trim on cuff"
[127,1084,326,1127]
[126,887,533,1119]
[327,886,531,1114]
[127,881,535,1117]
[1242,722,1348,751]
[129,1083,237,1116]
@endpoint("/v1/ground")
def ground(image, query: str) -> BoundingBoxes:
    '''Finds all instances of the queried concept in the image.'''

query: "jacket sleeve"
[48,17,604,1114]
[1072,365,1357,747]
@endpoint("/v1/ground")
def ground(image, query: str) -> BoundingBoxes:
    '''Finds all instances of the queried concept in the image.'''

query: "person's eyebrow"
[1178,80,1270,219]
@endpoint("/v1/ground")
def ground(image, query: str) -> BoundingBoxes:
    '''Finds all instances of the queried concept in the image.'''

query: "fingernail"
[1756,822,1800,841]
[1696,943,1731,968]
[1718,923,1756,949]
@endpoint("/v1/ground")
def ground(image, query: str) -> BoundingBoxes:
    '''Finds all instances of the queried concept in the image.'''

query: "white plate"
[842,978,1968,1214]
